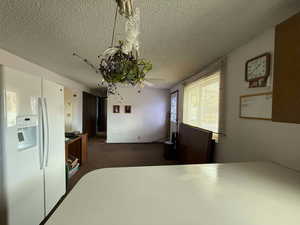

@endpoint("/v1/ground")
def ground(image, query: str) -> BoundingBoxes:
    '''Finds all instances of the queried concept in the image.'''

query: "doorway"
[82,92,107,142]
[97,96,107,141]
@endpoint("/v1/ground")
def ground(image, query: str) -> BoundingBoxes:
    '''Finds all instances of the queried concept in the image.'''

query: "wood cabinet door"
[273,13,300,123]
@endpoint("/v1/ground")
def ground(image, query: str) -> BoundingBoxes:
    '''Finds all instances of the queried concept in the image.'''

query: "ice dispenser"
[16,116,38,151]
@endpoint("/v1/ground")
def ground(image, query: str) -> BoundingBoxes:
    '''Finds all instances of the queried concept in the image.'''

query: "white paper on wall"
[240,93,272,120]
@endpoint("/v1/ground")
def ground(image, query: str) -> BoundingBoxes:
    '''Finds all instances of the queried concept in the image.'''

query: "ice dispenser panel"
[17,116,38,151]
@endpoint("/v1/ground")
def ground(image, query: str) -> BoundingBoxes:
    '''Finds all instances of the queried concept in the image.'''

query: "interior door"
[1,66,44,225]
[42,79,66,215]
[82,92,97,137]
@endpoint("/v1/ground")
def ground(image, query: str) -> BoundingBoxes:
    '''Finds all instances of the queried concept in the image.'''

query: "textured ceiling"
[1,0,300,89]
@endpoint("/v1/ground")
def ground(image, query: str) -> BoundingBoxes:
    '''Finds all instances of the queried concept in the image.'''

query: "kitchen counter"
[46,162,300,225]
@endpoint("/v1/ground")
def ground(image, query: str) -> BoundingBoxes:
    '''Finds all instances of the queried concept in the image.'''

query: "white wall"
[64,88,83,132]
[0,48,89,92]
[216,28,300,171]
[107,87,169,143]
[0,48,89,133]
[170,28,300,171]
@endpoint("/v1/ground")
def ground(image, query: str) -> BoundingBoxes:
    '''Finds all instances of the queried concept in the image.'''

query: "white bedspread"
[46,162,300,225]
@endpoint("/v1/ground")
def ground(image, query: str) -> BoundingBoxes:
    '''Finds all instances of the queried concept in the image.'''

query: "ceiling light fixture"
[73,0,152,95]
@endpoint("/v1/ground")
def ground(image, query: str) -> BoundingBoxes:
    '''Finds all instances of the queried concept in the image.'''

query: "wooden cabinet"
[273,12,300,123]
[80,134,88,163]
[65,133,88,165]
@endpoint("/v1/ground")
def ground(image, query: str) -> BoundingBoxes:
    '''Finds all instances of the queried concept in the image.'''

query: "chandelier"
[73,0,152,95]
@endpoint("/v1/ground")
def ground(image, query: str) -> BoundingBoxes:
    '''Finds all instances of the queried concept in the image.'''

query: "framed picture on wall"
[125,105,131,114]
[113,105,120,113]
[245,53,271,88]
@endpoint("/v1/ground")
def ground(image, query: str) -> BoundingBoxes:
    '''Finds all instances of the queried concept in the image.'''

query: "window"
[170,91,178,123]
[183,71,220,135]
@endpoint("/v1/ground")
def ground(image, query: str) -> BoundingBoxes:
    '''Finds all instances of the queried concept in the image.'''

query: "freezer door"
[1,66,44,225]
[42,79,66,215]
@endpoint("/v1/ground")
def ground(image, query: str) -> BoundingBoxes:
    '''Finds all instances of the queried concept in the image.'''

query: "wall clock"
[245,53,271,88]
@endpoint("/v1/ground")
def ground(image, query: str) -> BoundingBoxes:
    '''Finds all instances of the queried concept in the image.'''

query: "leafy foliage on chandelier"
[99,41,152,94]
[73,0,152,95]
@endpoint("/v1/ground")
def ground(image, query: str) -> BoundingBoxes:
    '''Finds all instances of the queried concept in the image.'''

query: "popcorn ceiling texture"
[0,0,300,89]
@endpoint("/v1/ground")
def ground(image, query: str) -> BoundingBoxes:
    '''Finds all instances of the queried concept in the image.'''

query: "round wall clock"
[245,53,271,87]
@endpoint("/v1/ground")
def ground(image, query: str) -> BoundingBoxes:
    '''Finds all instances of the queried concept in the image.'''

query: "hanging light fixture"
[73,0,152,95]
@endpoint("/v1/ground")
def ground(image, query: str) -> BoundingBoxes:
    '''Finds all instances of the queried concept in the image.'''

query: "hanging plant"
[99,41,152,94]
[73,0,152,95]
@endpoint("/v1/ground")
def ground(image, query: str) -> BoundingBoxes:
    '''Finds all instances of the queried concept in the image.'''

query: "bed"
[46,162,300,225]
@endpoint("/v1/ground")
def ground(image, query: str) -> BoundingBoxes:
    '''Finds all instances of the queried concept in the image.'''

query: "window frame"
[170,90,179,125]
[183,70,221,136]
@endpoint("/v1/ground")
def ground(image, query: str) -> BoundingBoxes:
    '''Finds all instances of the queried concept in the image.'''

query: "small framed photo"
[113,105,120,113]
[124,105,131,114]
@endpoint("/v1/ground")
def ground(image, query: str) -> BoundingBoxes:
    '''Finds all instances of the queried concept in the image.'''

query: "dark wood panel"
[83,92,97,137]
[81,133,88,164]
[178,123,213,164]
[65,134,88,165]
[273,12,300,123]
[97,97,107,132]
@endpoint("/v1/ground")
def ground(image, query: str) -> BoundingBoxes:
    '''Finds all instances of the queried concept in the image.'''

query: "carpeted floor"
[41,137,180,224]
[68,137,180,190]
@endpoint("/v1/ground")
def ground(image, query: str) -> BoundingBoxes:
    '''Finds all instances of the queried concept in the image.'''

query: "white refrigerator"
[0,65,66,225]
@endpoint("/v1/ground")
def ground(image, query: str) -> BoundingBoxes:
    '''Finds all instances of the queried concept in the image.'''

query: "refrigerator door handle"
[43,98,50,167]
[38,97,44,170]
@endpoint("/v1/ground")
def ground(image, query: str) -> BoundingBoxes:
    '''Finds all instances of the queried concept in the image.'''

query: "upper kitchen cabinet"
[273,13,300,123]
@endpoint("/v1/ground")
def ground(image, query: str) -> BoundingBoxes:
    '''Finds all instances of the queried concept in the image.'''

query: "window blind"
[183,71,220,133]
[170,92,178,123]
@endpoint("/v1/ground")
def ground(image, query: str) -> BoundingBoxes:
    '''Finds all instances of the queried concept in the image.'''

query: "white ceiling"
[0,0,300,89]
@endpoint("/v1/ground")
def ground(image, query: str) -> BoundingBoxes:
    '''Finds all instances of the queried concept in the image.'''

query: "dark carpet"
[42,137,180,224]
[68,137,180,190]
